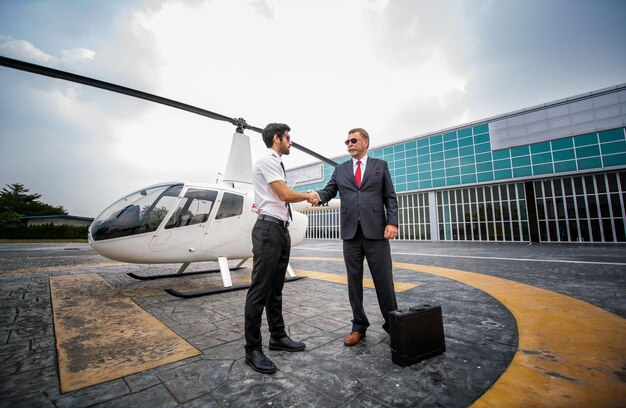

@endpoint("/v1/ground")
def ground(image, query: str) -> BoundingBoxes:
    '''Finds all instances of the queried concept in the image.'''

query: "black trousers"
[343,224,397,333]
[244,219,290,352]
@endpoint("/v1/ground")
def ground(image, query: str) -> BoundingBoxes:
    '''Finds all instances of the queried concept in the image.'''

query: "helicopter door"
[149,188,219,256]
[204,191,246,249]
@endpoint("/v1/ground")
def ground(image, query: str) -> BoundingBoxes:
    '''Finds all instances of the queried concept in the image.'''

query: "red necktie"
[355,160,362,188]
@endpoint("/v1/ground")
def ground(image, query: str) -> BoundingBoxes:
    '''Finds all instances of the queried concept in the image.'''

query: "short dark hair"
[262,123,291,147]
[349,128,369,142]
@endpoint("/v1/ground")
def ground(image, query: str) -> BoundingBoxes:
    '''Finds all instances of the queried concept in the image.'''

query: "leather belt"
[258,214,290,228]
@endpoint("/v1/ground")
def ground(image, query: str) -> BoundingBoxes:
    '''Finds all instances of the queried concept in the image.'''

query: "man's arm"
[382,160,399,239]
[270,180,319,204]
[314,168,339,204]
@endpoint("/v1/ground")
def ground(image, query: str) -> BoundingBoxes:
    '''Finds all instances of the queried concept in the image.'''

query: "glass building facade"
[289,84,626,243]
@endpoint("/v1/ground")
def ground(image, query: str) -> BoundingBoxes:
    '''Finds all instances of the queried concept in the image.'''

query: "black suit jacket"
[317,157,398,240]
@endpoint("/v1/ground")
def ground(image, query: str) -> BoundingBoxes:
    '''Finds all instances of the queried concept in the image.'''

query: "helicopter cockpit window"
[215,192,244,219]
[90,184,183,241]
[165,188,218,229]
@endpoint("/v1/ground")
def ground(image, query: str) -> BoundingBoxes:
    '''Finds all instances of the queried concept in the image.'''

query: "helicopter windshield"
[90,184,183,241]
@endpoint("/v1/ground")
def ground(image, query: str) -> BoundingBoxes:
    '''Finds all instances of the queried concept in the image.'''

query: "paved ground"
[0,240,625,407]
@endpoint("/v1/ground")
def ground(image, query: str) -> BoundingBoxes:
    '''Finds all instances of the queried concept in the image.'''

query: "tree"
[0,183,67,217]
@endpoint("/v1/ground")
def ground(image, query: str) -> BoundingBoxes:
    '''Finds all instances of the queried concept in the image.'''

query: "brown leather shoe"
[344,331,365,346]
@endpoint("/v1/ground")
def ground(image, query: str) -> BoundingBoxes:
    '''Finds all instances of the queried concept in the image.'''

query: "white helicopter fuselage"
[88,181,308,264]
[88,132,308,266]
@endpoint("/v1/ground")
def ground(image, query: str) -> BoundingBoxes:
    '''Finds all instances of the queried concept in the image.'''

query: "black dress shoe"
[269,336,306,352]
[245,349,276,374]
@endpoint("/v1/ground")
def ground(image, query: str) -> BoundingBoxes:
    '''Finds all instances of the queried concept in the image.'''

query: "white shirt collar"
[353,155,368,167]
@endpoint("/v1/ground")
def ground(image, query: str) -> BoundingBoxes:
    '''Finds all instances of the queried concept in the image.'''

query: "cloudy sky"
[1,0,625,217]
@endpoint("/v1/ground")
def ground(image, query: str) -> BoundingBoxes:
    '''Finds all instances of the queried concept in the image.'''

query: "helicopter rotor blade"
[0,55,338,167]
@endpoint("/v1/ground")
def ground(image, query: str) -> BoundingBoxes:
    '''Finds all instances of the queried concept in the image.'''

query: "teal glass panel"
[394,151,405,161]
[493,159,511,170]
[603,153,626,167]
[394,145,404,153]
[405,149,417,158]
[474,143,491,154]
[431,152,444,161]
[532,163,554,175]
[551,137,574,150]
[396,167,406,176]
[460,156,475,166]
[494,169,513,180]
[530,142,551,154]
[446,167,460,177]
[510,145,530,157]
[462,174,477,184]
[446,176,461,186]
[492,149,510,160]
[443,131,457,142]
[576,145,600,158]
[459,146,474,157]
[420,180,432,189]
[445,158,459,168]
[407,165,417,174]
[512,156,531,167]
[474,133,490,144]
[418,138,429,148]
[432,169,445,179]
[458,137,473,147]
[458,127,473,138]
[461,164,476,174]
[430,134,443,144]
[431,160,444,170]
[599,128,624,143]
[396,175,407,184]
[418,171,431,179]
[578,157,602,169]
[444,149,458,159]
[406,141,417,150]
[444,140,458,150]
[433,178,446,187]
[532,152,552,164]
[418,163,431,172]
[552,149,575,161]
[477,172,494,182]
[475,152,492,163]
[407,173,418,182]
[601,140,626,155]
[396,183,407,192]
[383,147,393,155]
[430,143,443,153]
[476,162,493,172]
[418,146,429,156]
[407,181,419,190]
[406,157,417,166]
[473,123,488,134]
[554,160,577,172]
[574,133,598,147]
[513,167,532,177]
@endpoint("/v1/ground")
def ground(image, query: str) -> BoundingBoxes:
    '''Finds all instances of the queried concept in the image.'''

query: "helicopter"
[0,55,339,297]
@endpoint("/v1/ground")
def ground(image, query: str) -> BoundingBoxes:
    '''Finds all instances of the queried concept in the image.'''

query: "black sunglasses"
[344,138,359,145]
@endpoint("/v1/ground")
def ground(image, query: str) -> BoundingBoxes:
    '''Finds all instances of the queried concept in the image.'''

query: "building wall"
[290,84,626,243]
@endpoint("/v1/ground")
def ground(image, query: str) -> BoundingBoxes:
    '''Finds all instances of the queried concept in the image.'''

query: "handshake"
[305,190,320,206]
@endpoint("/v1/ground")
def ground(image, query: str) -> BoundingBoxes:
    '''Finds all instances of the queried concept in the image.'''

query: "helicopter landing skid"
[127,267,245,281]
[164,276,306,298]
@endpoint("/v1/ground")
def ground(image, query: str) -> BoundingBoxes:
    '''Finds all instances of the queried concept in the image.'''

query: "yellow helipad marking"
[50,274,200,393]
[294,257,626,407]
[295,269,417,293]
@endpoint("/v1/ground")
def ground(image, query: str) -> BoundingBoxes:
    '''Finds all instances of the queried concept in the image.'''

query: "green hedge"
[0,224,89,240]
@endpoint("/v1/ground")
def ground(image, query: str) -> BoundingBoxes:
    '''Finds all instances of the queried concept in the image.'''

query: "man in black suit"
[312,128,398,346]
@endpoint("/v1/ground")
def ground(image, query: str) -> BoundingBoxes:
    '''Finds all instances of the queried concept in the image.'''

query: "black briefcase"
[389,305,446,367]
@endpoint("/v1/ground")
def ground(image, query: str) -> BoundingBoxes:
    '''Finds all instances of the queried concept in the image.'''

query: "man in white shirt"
[244,123,318,374]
